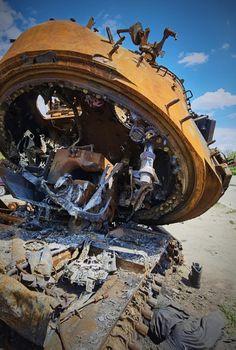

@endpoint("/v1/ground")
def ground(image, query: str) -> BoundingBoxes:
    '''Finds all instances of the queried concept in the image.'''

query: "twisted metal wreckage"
[0,17,232,349]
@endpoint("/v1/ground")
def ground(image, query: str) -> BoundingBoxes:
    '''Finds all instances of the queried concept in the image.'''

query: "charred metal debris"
[0,83,185,228]
[0,216,183,348]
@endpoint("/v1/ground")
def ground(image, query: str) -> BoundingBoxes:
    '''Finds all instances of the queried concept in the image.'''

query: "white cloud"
[206,110,215,117]
[221,43,230,50]
[0,1,14,30]
[0,38,10,57]
[211,43,230,54]
[226,112,236,120]
[95,12,122,40]
[0,0,36,58]
[178,52,208,66]
[102,18,120,34]
[103,14,110,20]
[232,54,236,58]
[178,51,184,58]
[214,128,236,152]
[27,17,36,27]
[101,14,122,39]
[5,24,21,38]
[192,89,236,111]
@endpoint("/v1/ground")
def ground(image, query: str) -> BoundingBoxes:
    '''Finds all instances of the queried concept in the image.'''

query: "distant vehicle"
[0,177,6,196]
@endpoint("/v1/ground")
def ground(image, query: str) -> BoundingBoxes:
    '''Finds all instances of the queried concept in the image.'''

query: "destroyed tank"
[0,18,232,350]
[0,19,232,227]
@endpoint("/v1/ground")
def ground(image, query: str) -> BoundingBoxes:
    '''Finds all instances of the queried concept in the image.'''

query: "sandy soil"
[168,176,236,294]
[163,176,236,336]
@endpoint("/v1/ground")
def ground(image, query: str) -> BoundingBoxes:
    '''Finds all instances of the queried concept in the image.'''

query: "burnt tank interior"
[1,82,181,227]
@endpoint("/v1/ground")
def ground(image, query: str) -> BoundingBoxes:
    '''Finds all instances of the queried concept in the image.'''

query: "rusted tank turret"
[0,19,231,226]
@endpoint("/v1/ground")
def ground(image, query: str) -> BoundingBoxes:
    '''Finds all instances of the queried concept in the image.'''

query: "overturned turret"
[0,19,231,228]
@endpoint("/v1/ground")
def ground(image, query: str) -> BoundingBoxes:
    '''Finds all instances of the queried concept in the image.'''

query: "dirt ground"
[163,176,236,337]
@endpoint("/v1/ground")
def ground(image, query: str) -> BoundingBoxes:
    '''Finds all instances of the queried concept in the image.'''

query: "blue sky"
[0,0,236,151]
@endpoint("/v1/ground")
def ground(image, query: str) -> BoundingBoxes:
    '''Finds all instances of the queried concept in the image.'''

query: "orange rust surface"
[48,148,107,183]
[0,274,58,346]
